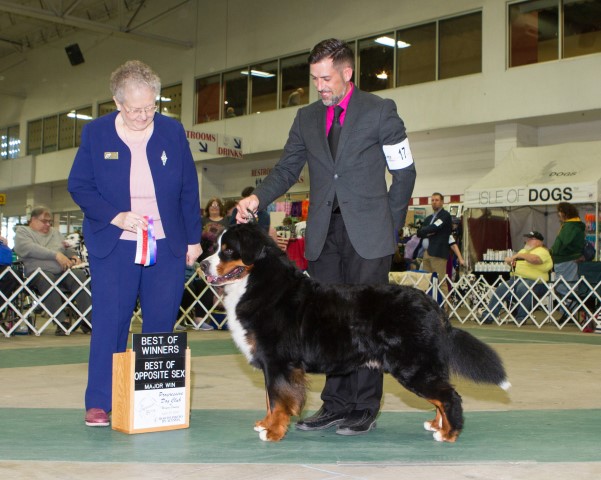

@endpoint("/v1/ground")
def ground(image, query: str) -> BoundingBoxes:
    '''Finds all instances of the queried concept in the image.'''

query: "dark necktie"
[328,105,343,160]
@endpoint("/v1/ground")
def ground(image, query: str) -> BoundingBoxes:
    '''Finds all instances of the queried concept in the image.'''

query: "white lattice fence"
[3,266,600,338]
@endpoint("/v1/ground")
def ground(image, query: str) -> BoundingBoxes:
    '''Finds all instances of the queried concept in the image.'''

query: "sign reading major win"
[127,332,188,431]
[132,332,187,391]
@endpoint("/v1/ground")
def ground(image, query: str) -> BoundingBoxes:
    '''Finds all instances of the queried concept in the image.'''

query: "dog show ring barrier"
[2,264,601,337]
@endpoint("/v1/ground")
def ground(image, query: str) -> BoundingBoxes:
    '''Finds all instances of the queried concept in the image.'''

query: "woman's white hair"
[110,60,161,103]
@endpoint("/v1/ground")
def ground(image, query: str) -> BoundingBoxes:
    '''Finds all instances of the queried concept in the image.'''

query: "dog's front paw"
[433,430,459,443]
[424,415,442,432]
[257,427,286,442]
[423,420,437,432]
[254,420,266,432]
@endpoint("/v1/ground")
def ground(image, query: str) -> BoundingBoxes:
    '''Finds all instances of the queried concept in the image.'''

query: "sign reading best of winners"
[112,332,190,434]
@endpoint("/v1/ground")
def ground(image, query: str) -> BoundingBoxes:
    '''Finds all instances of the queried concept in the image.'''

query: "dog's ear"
[235,224,271,265]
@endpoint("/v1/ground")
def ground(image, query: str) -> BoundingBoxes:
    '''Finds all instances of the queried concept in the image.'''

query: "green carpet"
[0,408,599,464]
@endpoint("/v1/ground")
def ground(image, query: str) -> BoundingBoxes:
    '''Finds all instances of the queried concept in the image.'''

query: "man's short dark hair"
[308,38,354,70]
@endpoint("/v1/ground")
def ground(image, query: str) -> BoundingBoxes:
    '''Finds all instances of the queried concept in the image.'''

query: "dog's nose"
[199,261,209,275]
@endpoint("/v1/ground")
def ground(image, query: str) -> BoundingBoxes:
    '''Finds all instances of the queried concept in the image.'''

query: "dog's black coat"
[201,223,509,442]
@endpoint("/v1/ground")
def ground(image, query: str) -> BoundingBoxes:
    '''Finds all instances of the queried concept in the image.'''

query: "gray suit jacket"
[254,87,416,261]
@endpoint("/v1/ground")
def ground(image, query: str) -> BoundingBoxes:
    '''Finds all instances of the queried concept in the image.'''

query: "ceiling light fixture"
[241,69,275,78]
[67,111,93,120]
[375,36,411,48]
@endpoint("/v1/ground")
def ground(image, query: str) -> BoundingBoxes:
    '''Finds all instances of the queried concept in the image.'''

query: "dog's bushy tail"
[447,327,511,390]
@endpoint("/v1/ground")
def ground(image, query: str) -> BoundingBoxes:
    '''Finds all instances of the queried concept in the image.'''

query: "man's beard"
[321,93,344,106]
[320,85,347,106]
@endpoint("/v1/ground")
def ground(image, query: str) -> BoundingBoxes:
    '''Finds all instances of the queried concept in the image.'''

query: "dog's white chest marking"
[223,278,254,363]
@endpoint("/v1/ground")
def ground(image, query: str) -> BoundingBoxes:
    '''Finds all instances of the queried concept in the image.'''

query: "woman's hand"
[186,243,202,266]
[111,212,148,232]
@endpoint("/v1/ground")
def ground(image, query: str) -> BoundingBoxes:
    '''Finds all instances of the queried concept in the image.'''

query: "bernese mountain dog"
[200,223,510,443]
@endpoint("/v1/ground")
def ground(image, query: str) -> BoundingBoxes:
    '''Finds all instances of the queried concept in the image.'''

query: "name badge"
[104,152,119,160]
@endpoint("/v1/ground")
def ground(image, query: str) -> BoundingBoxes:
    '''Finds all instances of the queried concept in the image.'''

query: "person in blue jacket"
[68,60,202,428]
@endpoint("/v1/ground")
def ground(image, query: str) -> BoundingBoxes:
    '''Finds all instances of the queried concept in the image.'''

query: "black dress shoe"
[79,322,92,334]
[295,407,348,431]
[55,321,71,336]
[336,409,377,436]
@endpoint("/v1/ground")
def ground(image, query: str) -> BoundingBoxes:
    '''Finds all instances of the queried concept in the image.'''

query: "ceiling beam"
[0,0,193,49]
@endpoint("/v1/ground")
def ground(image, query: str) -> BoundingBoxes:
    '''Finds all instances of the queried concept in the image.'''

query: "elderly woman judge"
[68,60,202,427]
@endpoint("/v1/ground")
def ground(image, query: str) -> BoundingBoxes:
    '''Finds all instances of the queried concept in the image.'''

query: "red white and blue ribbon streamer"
[134,215,157,266]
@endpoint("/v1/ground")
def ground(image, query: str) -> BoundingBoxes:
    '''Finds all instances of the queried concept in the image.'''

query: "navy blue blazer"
[68,111,202,259]
[416,208,453,259]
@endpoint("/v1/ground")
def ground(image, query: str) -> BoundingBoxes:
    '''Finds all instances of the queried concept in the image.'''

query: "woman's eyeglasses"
[123,104,158,116]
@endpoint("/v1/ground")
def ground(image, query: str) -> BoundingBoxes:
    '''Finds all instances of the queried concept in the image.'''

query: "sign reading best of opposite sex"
[112,332,190,434]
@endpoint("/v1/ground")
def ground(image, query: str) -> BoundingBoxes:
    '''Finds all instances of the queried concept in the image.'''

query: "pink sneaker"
[85,408,110,427]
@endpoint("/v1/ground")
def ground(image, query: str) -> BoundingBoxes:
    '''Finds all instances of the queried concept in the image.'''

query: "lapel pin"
[161,151,168,166]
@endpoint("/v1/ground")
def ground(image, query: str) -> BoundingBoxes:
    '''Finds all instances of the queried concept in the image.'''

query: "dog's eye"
[223,248,234,257]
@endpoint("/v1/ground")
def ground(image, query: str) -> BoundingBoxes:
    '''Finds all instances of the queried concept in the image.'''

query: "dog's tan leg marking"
[426,399,459,443]
[423,406,443,432]
[259,402,290,442]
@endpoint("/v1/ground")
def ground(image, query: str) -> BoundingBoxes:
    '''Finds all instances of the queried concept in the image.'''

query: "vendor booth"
[463,140,600,264]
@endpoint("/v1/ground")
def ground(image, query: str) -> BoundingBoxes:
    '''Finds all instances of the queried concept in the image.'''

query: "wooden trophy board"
[112,332,190,434]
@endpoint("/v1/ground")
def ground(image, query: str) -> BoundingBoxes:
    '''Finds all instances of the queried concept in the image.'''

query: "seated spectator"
[13,206,92,336]
[1,235,20,321]
[480,231,553,324]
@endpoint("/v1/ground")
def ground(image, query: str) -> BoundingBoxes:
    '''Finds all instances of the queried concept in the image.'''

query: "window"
[192,11,483,123]
[42,115,58,153]
[27,119,42,155]
[249,61,278,114]
[58,210,84,235]
[439,12,482,79]
[1,124,20,160]
[159,83,182,121]
[58,112,75,150]
[563,0,601,59]
[223,69,248,118]
[397,23,436,86]
[74,106,93,147]
[358,34,395,92]
[281,53,309,108]
[27,105,92,154]
[509,0,559,67]
[58,107,93,150]
[196,74,220,123]
[98,100,117,117]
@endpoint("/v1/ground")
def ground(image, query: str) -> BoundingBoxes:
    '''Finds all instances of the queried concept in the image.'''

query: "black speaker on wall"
[65,43,85,66]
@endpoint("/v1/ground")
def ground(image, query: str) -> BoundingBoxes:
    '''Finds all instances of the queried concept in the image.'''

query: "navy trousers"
[85,239,186,411]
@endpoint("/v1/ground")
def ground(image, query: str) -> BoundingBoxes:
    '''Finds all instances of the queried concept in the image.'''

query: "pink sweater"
[119,132,166,240]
